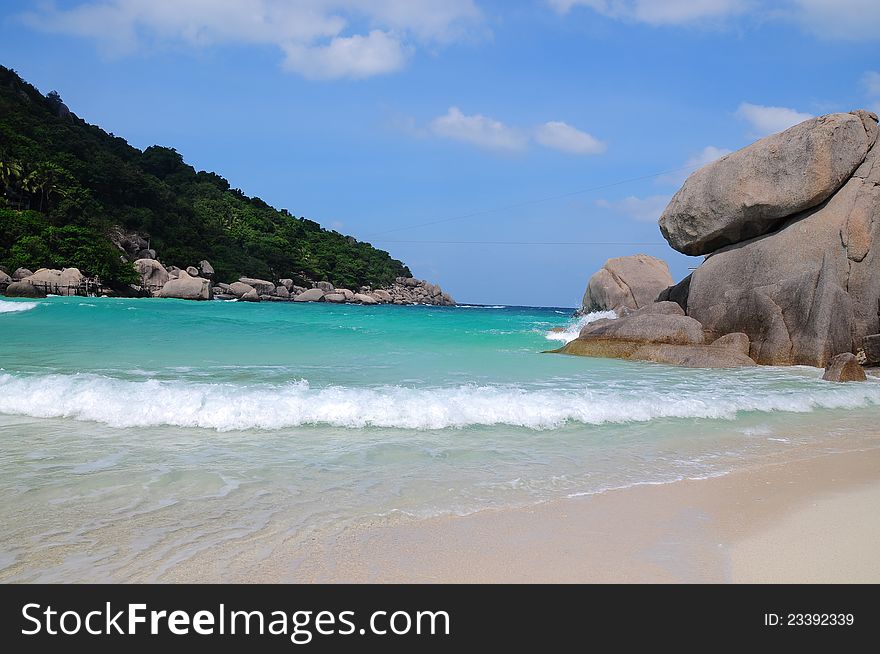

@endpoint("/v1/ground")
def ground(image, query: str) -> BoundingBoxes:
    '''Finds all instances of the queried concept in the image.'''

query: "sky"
[1,1,879,306]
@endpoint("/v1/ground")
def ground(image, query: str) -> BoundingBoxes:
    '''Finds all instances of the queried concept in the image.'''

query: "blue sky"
[2,1,880,306]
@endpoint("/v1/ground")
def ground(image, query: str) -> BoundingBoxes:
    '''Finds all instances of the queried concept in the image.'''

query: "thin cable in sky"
[366,163,695,237]
[373,240,669,246]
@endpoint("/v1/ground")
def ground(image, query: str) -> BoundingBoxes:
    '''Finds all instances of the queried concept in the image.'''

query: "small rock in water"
[822,353,866,382]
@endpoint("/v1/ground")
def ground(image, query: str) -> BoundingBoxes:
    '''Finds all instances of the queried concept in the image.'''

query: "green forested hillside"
[0,65,410,288]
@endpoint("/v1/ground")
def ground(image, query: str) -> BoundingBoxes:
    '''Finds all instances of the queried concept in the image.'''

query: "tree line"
[0,65,411,290]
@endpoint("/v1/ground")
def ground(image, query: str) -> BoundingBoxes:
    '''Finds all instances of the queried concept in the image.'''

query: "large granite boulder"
[559,316,755,369]
[684,126,880,366]
[0,270,10,289]
[199,260,214,279]
[4,281,46,298]
[134,259,169,291]
[660,111,878,255]
[579,310,705,346]
[239,277,275,295]
[353,293,378,305]
[240,288,260,302]
[710,332,751,357]
[627,343,757,368]
[21,268,84,293]
[863,334,880,365]
[580,255,673,314]
[12,267,33,281]
[157,271,212,300]
[228,281,255,298]
[294,288,325,302]
[558,299,758,368]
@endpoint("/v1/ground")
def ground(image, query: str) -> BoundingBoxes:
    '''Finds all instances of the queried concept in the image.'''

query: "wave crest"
[1,372,878,431]
[544,310,617,343]
[0,300,38,314]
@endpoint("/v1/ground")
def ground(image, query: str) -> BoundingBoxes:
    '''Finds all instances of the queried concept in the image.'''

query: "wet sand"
[282,447,880,583]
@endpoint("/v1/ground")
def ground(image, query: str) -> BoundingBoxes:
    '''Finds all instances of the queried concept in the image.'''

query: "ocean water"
[1,296,879,581]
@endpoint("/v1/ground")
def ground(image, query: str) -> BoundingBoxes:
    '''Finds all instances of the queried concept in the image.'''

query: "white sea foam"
[0,300,38,314]
[1,371,879,431]
[457,305,508,309]
[544,310,617,343]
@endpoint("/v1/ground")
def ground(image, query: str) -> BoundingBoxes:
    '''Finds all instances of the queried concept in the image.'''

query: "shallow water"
[1,296,878,581]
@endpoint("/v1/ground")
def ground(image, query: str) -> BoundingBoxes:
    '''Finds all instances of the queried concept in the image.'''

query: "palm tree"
[22,163,70,212]
[0,160,22,203]
[21,168,41,210]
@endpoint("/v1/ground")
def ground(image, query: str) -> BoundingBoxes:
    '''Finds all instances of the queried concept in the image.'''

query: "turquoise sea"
[1,296,879,581]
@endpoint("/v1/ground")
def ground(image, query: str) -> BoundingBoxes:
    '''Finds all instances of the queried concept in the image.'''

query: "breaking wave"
[0,300,38,314]
[1,371,878,431]
[544,310,617,343]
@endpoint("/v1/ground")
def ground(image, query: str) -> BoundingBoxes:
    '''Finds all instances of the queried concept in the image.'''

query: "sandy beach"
[285,446,880,583]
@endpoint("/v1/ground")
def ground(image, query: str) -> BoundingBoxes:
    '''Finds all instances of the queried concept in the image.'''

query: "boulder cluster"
[0,266,86,298]
[130,258,455,306]
[563,109,880,376]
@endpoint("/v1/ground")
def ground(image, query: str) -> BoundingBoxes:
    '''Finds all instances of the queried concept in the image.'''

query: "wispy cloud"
[790,0,880,41]
[863,71,880,113]
[424,108,607,156]
[736,102,813,137]
[658,145,733,186]
[549,0,880,41]
[685,144,732,167]
[18,0,483,79]
[601,144,732,221]
[547,0,749,25]
[534,121,606,155]
[429,107,528,153]
[864,71,880,96]
[596,194,671,222]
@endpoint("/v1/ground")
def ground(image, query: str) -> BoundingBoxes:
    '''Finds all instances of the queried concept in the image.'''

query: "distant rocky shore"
[130,255,454,306]
[558,109,880,382]
[0,261,454,307]
[0,249,455,307]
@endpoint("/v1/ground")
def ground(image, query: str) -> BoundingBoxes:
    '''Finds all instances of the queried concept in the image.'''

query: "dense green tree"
[0,65,411,290]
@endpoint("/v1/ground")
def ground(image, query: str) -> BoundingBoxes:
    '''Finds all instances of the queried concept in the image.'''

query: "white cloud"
[685,144,732,169]
[658,145,732,186]
[534,121,606,155]
[19,0,482,79]
[429,107,528,153]
[549,0,880,41]
[864,71,880,96]
[596,194,671,222]
[736,102,813,136]
[282,30,408,79]
[547,0,748,25]
[790,0,880,41]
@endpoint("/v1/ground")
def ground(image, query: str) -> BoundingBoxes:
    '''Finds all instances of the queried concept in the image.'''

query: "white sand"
[269,448,880,583]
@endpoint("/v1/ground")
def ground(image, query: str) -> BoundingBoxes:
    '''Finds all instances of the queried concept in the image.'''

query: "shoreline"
[279,446,880,583]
